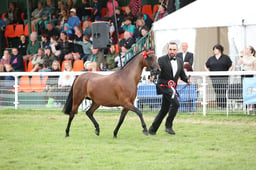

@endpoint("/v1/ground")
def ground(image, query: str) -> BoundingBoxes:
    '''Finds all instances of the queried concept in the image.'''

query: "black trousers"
[211,76,228,108]
[149,92,179,133]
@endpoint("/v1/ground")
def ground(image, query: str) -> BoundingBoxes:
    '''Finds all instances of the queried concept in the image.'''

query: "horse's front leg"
[86,102,100,136]
[131,106,149,135]
[66,112,75,137]
[113,108,128,138]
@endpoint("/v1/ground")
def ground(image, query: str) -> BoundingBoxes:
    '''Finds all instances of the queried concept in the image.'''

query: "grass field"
[0,109,256,170]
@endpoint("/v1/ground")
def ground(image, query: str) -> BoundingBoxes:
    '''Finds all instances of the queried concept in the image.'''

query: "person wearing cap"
[67,8,81,30]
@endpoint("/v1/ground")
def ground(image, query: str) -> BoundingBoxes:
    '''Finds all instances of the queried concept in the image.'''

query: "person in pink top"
[106,0,119,18]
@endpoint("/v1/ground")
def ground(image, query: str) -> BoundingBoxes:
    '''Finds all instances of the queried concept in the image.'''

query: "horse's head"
[142,50,161,75]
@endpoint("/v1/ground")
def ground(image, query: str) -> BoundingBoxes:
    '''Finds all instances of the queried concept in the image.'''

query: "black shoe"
[165,128,175,135]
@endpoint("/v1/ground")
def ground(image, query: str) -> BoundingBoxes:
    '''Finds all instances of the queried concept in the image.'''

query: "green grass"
[0,109,256,170]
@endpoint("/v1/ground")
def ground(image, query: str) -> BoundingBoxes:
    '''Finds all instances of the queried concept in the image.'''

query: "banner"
[243,78,256,104]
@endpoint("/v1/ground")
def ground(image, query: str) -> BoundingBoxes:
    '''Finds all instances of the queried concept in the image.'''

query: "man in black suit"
[176,42,194,66]
[149,42,191,135]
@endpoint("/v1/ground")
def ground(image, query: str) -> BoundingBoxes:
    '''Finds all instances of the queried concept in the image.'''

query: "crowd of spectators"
[0,0,169,74]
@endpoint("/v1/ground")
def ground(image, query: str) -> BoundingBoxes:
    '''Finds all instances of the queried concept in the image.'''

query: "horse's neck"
[121,55,144,84]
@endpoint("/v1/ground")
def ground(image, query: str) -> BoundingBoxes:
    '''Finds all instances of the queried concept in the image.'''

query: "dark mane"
[120,51,143,70]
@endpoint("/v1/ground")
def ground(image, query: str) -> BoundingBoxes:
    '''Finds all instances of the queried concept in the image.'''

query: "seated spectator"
[134,18,146,41]
[121,16,136,36]
[55,60,75,106]
[84,45,104,71]
[114,45,130,69]
[141,25,149,37]
[56,0,65,18]
[137,12,153,30]
[105,44,118,70]
[111,7,125,34]
[0,50,11,72]
[67,8,81,30]
[153,3,168,21]
[82,20,92,37]
[119,31,135,49]
[40,33,50,49]
[50,36,61,58]
[17,34,28,56]
[58,32,72,64]
[123,6,136,24]
[77,0,92,21]
[39,46,57,73]
[41,0,56,21]
[31,48,45,72]
[60,23,73,39]
[66,0,75,12]
[43,21,60,38]
[43,60,61,106]
[73,35,92,61]
[31,1,44,31]
[23,32,41,62]
[65,26,84,61]
[57,8,69,30]
[92,0,102,21]
[4,48,24,86]
[5,2,22,24]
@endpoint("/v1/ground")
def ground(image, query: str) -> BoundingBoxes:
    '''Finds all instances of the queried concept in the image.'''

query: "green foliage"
[0,109,256,170]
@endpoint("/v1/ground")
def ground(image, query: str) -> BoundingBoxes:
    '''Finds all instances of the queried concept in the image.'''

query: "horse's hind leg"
[86,101,100,136]
[66,112,75,137]
[113,108,128,138]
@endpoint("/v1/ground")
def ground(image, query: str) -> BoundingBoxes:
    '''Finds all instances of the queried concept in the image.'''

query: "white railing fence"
[0,71,255,116]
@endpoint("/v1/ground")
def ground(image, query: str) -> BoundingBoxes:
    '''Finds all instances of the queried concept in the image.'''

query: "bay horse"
[63,50,160,138]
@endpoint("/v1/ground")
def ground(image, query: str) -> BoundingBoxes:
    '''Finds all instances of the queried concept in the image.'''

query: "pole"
[26,0,32,38]
[175,0,180,10]
[112,0,122,67]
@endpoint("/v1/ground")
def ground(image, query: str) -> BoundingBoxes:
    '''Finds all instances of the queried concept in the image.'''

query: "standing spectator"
[31,1,44,31]
[153,3,168,21]
[148,42,191,135]
[176,42,194,66]
[121,17,136,36]
[92,0,102,21]
[0,50,11,72]
[112,7,125,34]
[23,32,41,62]
[204,44,233,109]
[67,8,81,30]
[128,0,142,16]
[77,0,92,21]
[5,2,22,24]
[237,46,256,72]
[17,34,28,56]
[106,0,118,18]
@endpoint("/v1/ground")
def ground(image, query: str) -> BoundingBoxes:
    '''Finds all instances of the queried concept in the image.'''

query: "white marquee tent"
[153,0,256,71]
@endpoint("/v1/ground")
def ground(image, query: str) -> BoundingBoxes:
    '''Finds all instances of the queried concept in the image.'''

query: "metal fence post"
[14,75,19,109]
[202,75,207,116]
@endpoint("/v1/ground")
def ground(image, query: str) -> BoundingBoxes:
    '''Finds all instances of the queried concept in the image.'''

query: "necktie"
[170,57,176,61]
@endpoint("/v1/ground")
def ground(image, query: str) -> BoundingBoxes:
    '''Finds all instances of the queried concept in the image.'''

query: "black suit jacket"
[176,52,194,66]
[156,55,188,95]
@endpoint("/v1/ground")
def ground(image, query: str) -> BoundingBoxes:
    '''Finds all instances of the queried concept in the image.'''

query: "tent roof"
[153,0,256,31]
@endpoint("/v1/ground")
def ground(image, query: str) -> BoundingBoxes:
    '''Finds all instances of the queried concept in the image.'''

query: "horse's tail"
[62,77,77,115]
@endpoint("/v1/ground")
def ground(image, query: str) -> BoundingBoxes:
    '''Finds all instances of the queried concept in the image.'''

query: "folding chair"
[27,60,34,72]
[14,24,24,37]
[4,24,16,47]
[142,5,153,17]
[24,24,34,36]
[73,60,84,72]
[31,76,44,92]
[101,8,107,18]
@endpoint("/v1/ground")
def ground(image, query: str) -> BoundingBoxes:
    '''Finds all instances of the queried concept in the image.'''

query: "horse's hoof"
[113,135,117,138]
[95,130,100,136]
[143,129,149,136]
[65,134,69,137]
